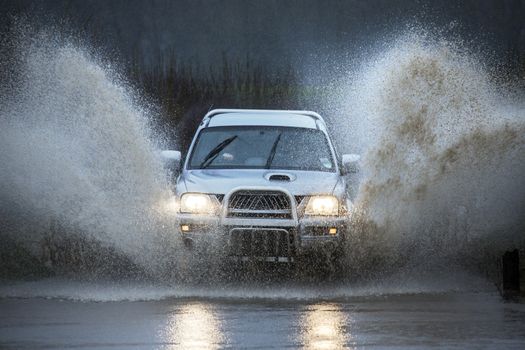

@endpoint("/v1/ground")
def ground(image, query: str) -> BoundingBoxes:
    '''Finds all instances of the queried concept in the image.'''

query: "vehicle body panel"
[172,109,352,263]
[178,169,341,196]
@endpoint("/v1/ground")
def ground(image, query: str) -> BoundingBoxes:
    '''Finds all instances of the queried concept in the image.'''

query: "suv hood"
[180,169,340,196]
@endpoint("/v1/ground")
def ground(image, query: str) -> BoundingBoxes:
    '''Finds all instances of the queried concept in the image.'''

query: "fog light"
[181,224,190,232]
[329,227,337,235]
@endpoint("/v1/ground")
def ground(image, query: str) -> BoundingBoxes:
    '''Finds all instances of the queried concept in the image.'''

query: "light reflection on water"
[161,301,353,349]
[5,291,521,349]
[300,303,351,350]
[164,302,224,349]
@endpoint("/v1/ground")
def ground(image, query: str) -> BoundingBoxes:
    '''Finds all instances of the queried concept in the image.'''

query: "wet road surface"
[1,291,525,349]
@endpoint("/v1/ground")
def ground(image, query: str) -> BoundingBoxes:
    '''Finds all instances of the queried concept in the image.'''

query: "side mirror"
[341,154,360,174]
[160,150,182,175]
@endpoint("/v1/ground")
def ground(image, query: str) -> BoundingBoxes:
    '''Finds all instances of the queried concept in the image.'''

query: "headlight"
[305,195,339,216]
[180,193,217,214]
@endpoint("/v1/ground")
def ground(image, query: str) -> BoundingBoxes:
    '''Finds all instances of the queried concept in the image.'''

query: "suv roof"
[202,109,325,129]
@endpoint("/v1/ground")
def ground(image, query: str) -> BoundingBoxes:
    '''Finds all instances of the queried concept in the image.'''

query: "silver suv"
[163,109,359,263]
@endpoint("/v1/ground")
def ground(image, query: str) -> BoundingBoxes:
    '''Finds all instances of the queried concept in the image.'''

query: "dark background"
[2,0,524,148]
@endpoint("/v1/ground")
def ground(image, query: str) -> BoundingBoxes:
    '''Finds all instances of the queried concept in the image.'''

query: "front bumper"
[175,186,348,262]
[176,211,347,260]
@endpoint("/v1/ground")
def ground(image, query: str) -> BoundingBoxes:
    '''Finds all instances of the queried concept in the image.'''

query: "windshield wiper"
[199,135,238,168]
[265,133,282,169]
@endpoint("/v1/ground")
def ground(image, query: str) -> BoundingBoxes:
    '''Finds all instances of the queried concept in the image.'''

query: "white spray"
[1,25,524,287]
[0,27,180,274]
[335,31,525,272]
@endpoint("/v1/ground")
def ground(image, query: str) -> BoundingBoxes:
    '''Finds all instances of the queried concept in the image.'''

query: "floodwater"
[1,22,525,350]
[1,290,525,349]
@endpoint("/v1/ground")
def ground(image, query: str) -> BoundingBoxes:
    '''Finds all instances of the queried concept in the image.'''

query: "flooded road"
[1,291,525,349]
[1,21,524,350]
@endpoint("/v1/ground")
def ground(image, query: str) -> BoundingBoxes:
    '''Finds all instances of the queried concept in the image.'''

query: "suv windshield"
[188,126,335,172]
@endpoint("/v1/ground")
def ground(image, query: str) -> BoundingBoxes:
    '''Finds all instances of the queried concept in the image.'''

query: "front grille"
[215,194,225,203]
[227,190,292,219]
[294,195,306,206]
[229,228,295,258]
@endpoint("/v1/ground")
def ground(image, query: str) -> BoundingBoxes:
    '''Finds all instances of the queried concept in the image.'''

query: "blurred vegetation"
[128,54,336,150]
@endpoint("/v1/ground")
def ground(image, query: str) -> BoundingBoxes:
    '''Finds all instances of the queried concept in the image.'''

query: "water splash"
[338,31,525,274]
[0,25,180,276]
[1,24,524,293]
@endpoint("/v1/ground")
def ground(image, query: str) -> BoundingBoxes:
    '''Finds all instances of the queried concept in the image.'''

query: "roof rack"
[202,109,325,125]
